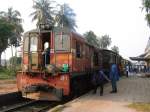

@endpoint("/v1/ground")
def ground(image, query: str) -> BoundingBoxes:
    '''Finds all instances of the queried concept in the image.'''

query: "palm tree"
[142,0,150,26]
[30,0,56,28]
[0,7,23,68]
[0,7,23,46]
[142,0,150,13]
[0,18,14,67]
[55,3,77,31]
[0,7,21,23]
[98,35,111,49]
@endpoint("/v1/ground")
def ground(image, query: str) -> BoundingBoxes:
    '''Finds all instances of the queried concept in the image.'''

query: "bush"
[0,67,16,79]
[9,56,22,65]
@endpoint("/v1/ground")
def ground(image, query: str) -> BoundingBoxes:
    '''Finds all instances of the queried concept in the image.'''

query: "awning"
[130,52,150,61]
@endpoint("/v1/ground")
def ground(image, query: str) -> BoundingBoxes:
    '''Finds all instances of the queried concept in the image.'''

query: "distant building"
[130,37,150,67]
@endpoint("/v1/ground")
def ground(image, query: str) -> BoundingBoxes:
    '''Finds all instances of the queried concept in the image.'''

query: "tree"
[142,0,150,26]
[55,3,77,31]
[0,7,23,47]
[98,35,111,49]
[30,0,56,28]
[0,19,14,66]
[142,0,150,13]
[84,31,99,47]
[111,45,119,54]
[0,7,23,68]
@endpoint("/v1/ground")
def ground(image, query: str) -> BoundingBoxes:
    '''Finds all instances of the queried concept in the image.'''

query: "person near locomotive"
[109,63,120,93]
[92,68,110,96]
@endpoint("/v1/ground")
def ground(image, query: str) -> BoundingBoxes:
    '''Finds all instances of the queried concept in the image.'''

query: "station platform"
[49,75,150,112]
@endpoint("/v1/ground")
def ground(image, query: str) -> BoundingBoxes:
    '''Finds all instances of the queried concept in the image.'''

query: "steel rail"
[1,100,37,112]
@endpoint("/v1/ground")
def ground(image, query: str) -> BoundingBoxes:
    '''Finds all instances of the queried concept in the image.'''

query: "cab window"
[30,36,38,52]
[55,33,70,51]
[93,52,99,66]
[24,37,29,52]
[76,42,81,58]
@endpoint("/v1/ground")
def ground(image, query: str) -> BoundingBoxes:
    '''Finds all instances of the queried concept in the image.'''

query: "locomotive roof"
[23,29,122,58]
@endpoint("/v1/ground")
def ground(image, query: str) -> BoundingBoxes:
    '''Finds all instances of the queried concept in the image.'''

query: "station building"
[130,37,150,70]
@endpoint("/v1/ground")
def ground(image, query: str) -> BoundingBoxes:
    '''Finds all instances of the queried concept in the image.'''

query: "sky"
[0,0,150,60]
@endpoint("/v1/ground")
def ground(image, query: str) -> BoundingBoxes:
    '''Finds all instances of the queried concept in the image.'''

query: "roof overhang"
[129,57,149,61]
[130,52,150,61]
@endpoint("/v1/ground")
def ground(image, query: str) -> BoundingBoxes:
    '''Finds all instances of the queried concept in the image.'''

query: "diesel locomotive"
[17,26,124,101]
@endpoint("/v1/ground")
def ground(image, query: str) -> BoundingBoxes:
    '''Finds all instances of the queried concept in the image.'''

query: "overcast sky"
[0,0,150,60]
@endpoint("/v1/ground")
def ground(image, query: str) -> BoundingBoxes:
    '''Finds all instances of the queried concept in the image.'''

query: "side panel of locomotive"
[68,33,104,95]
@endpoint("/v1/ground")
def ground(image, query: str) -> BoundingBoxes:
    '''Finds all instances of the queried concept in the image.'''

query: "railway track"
[1,100,58,112]
[0,92,60,112]
[0,91,87,112]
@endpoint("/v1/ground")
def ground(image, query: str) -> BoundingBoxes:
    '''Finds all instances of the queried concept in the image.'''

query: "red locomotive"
[17,26,123,101]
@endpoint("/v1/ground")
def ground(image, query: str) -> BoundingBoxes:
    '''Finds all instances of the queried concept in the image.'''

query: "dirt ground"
[0,79,17,94]
[49,75,150,112]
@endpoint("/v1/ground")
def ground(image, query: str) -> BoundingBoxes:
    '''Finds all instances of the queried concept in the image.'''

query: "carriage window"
[76,42,81,58]
[55,34,70,51]
[30,36,38,52]
[94,52,99,66]
[24,37,29,52]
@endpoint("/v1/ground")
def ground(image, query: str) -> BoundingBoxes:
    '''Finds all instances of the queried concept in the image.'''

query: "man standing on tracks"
[109,63,120,93]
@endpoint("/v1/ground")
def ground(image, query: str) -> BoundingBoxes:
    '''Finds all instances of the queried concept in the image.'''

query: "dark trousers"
[111,79,117,92]
[93,83,104,95]
[126,71,128,77]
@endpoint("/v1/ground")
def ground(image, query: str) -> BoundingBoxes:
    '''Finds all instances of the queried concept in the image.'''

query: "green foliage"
[142,0,150,27]
[30,0,77,30]
[9,56,22,65]
[55,3,77,31]
[98,35,111,49]
[0,67,16,79]
[84,31,112,49]
[0,7,24,47]
[111,45,119,54]
[30,0,56,28]
[84,31,99,47]
[142,0,150,13]
[9,56,22,73]
[145,13,150,26]
[0,18,14,66]
[0,19,14,53]
[0,7,23,66]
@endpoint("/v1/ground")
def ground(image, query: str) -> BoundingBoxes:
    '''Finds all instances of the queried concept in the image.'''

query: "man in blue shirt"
[92,68,110,96]
[109,64,119,93]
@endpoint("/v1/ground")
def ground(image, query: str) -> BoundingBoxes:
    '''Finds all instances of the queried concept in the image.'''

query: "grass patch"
[0,68,16,79]
[128,103,150,112]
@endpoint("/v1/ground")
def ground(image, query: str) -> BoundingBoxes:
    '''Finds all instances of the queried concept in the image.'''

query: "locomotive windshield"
[55,33,70,51]
[24,36,29,52]
[30,36,38,52]
[23,33,38,52]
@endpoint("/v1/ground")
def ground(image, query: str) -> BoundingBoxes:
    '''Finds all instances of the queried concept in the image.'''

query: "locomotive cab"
[23,30,52,71]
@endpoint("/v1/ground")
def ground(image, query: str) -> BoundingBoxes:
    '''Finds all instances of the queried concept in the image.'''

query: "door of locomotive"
[28,33,39,70]
[23,31,52,71]
[40,31,51,67]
